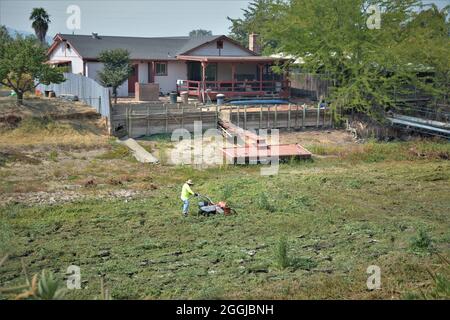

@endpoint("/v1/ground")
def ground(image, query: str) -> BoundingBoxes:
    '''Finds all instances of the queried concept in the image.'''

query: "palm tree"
[30,8,50,45]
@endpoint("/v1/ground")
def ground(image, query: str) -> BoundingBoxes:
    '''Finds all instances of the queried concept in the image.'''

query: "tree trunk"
[113,88,118,104]
[16,91,24,105]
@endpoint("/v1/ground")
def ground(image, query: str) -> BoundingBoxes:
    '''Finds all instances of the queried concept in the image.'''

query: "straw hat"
[186,179,194,185]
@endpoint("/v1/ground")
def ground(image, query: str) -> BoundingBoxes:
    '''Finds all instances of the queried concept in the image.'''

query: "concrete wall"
[189,39,253,56]
[48,42,84,74]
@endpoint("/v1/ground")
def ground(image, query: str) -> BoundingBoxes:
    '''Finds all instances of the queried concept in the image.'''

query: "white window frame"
[155,62,168,76]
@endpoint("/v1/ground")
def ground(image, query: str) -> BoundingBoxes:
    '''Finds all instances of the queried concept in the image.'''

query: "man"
[180,179,197,217]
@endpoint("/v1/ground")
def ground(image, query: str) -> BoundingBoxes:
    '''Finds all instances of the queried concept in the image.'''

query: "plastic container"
[216,94,225,106]
[169,92,177,104]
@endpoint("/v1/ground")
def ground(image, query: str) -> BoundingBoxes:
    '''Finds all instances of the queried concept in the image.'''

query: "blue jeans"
[182,199,190,215]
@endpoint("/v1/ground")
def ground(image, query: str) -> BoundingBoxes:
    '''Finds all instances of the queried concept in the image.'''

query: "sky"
[0,0,448,39]
[0,0,252,38]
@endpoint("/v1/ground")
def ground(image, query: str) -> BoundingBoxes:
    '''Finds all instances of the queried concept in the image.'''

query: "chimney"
[249,33,261,54]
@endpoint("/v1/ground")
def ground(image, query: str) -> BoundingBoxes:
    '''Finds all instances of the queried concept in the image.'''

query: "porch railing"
[177,80,290,97]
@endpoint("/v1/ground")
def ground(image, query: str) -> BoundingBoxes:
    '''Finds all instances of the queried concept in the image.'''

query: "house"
[46,33,289,101]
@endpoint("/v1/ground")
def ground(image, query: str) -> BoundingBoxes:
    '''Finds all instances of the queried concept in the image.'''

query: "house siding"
[49,42,84,74]
[155,61,187,94]
[188,39,253,56]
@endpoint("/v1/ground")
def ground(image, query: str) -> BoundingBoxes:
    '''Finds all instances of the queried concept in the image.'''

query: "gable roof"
[48,34,256,60]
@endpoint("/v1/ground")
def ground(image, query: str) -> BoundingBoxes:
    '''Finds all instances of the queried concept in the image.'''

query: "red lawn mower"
[196,194,236,217]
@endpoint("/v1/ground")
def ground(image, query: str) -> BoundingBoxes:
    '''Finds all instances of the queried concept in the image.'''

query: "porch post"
[231,63,236,93]
[151,61,156,83]
[259,64,264,92]
[201,61,207,103]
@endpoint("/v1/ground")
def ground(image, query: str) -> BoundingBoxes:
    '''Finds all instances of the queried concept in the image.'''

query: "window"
[155,62,167,76]
[206,63,217,81]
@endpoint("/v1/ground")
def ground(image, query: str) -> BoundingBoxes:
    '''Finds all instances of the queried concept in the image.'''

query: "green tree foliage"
[227,0,281,50]
[97,49,132,104]
[0,25,12,43]
[29,7,51,45]
[255,0,449,117]
[0,35,65,104]
[189,29,212,37]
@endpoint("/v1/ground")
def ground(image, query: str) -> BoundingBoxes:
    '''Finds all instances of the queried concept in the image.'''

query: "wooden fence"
[290,72,333,100]
[112,102,333,138]
[112,103,219,138]
[221,105,333,130]
[36,73,111,118]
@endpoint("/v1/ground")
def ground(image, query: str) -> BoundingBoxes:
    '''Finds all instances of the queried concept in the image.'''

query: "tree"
[0,25,12,43]
[30,7,51,45]
[227,0,281,51]
[265,0,450,118]
[189,29,212,37]
[97,49,132,104]
[0,36,65,104]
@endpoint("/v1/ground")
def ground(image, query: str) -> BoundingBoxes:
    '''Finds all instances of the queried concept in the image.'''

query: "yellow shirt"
[181,183,194,201]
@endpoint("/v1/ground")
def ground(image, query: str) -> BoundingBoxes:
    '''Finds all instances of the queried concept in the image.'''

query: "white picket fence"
[37,73,111,118]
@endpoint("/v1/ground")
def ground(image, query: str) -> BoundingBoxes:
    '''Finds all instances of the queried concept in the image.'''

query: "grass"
[0,143,449,299]
[0,116,108,149]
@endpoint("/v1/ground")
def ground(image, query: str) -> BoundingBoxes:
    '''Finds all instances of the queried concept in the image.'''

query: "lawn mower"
[196,194,236,217]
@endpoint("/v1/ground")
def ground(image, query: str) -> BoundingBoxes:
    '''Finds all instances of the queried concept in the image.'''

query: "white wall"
[189,39,253,56]
[155,61,187,94]
[48,42,84,74]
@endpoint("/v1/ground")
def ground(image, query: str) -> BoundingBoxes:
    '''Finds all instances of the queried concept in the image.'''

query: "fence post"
[267,105,271,129]
[215,104,218,128]
[316,103,320,128]
[259,105,262,130]
[295,104,299,129]
[147,106,150,136]
[181,105,184,129]
[302,105,306,130]
[323,107,326,127]
[244,105,247,130]
[237,105,240,127]
[165,104,168,133]
[288,103,291,130]
[274,105,278,128]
